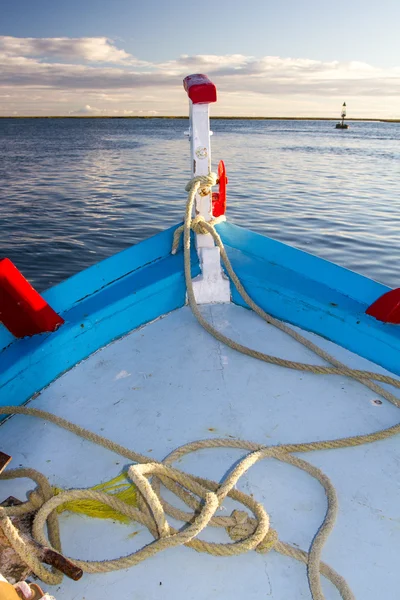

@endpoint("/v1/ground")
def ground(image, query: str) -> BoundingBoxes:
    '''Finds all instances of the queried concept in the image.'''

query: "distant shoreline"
[0,116,399,122]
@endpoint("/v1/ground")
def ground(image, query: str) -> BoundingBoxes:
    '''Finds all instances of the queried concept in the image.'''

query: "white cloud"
[69,104,103,115]
[68,104,159,116]
[0,37,399,117]
[0,36,146,65]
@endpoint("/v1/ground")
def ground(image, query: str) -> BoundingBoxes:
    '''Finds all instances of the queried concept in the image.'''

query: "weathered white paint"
[189,102,212,224]
[192,246,230,304]
[1,304,399,600]
[187,101,230,303]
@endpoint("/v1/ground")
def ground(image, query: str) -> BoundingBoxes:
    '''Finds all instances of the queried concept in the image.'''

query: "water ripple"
[1,118,399,290]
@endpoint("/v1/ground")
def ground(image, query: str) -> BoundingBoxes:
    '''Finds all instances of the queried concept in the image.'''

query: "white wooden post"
[183,74,230,304]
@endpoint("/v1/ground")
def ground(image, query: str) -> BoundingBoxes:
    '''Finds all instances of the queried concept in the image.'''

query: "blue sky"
[1,0,399,116]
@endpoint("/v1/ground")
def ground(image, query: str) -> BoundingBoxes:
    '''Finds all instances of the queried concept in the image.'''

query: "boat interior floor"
[1,303,399,599]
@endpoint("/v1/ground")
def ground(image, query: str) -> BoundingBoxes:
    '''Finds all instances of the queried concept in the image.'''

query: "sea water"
[0,118,399,290]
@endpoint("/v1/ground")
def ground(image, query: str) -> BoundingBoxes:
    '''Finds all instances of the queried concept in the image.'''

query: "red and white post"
[183,74,230,304]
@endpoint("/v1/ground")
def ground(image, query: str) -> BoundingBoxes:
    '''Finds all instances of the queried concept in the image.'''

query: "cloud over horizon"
[0,36,399,117]
[0,36,147,65]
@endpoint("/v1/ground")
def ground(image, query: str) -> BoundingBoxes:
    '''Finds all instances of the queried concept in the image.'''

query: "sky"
[1,0,399,117]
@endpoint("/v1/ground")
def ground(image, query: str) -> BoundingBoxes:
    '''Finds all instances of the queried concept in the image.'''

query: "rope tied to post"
[0,173,399,600]
[177,173,400,408]
[171,173,225,255]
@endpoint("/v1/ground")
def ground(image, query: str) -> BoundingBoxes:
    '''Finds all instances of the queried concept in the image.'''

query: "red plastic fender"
[212,161,228,218]
[366,288,400,324]
[0,258,64,338]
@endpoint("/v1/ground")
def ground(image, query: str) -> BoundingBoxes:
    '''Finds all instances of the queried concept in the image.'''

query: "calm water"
[0,118,399,291]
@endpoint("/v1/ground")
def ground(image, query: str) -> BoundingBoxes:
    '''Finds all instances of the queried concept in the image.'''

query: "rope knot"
[28,489,46,510]
[184,173,217,194]
[227,510,278,554]
[190,215,209,235]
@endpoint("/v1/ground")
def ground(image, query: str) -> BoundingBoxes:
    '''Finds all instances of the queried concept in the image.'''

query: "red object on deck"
[0,258,64,338]
[366,288,400,324]
[212,160,228,217]
[183,74,217,104]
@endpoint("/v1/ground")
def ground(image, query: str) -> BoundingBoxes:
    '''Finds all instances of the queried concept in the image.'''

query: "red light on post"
[183,74,217,104]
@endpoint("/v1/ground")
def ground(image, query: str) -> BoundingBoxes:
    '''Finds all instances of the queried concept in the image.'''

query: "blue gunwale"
[0,225,201,410]
[1,221,398,412]
[217,222,399,376]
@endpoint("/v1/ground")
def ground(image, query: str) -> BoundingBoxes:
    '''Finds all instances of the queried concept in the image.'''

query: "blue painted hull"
[0,222,398,410]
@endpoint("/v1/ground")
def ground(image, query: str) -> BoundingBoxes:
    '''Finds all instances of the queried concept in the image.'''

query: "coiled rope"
[0,173,399,599]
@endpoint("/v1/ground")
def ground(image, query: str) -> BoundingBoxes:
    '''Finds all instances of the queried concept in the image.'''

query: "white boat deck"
[1,304,399,599]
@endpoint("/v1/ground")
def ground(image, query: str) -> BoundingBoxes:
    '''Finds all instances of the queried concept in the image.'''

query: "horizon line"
[0,116,399,122]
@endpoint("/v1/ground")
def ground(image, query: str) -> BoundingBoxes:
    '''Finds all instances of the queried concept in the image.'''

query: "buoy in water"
[335,102,349,129]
